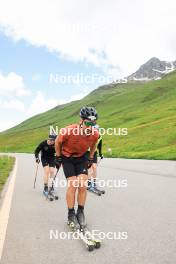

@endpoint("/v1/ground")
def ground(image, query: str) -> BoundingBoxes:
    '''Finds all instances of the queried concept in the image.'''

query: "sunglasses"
[84,121,95,127]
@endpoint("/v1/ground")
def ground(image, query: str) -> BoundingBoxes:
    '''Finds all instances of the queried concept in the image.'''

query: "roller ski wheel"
[87,244,94,252]
[48,187,59,201]
[88,186,102,196]
[67,219,95,251]
[43,190,54,201]
[94,241,101,249]
[82,227,102,249]
[94,186,105,195]
[50,192,59,200]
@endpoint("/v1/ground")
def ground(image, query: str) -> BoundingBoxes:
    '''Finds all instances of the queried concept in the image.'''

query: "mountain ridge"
[126,57,176,81]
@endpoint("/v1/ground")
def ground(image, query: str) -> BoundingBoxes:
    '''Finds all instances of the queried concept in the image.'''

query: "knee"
[50,169,55,177]
[67,183,77,194]
[68,187,77,196]
[92,164,97,170]
[79,182,87,193]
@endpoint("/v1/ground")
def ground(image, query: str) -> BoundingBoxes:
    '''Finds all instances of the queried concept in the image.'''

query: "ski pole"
[53,164,61,183]
[33,163,39,189]
[97,157,102,166]
[49,166,60,191]
[54,168,59,181]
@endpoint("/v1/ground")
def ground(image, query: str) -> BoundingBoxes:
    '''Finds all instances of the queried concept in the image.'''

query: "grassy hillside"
[0,71,176,160]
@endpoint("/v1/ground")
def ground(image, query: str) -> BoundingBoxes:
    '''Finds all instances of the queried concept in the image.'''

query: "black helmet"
[48,134,57,141]
[80,106,98,121]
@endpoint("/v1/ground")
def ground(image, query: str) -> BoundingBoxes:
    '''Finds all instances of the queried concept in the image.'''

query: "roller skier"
[55,107,99,229]
[34,134,58,200]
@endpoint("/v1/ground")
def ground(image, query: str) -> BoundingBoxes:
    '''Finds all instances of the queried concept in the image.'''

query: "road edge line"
[0,157,18,261]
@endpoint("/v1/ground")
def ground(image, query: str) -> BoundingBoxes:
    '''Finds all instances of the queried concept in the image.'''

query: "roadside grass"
[0,156,15,192]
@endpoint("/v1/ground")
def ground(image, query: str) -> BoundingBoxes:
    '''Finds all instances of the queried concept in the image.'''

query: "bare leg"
[77,174,88,206]
[48,167,55,187]
[43,166,50,185]
[66,176,78,208]
[91,163,97,181]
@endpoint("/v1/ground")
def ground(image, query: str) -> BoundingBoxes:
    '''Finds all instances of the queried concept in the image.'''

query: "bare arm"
[97,139,102,156]
[55,136,62,157]
[89,143,97,159]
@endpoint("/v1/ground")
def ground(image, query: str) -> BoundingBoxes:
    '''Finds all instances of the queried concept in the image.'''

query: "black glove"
[87,158,94,168]
[55,156,62,169]
[100,154,104,159]
[36,157,40,164]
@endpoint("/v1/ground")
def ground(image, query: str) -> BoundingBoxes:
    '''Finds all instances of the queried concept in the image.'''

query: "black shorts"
[86,151,98,164]
[41,157,55,167]
[62,155,88,178]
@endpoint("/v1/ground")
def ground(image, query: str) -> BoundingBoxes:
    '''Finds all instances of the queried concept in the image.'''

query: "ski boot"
[87,182,101,196]
[43,184,54,201]
[76,208,86,230]
[68,210,80,231]
[49,183,59,200]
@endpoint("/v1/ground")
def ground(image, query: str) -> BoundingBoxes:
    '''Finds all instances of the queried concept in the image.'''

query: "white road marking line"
[0,158,18,261]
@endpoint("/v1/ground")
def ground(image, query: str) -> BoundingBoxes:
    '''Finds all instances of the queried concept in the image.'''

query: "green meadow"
[0,71,176,160]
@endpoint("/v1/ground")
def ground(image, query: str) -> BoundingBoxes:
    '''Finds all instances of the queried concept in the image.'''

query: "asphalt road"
[0,154,176,264]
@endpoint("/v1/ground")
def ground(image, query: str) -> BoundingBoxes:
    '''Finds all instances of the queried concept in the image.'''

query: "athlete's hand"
[55,156,62,168]
[36,157,40,164]
[87,158,94,168]
[100,154,104,159]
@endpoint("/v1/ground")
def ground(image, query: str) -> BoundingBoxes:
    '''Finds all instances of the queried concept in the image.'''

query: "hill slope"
[1,71,176,159]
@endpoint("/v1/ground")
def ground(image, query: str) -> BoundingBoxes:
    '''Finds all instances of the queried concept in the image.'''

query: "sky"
[0,0,176,131]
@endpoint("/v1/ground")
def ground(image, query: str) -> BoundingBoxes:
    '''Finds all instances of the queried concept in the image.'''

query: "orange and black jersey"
[56,124,99,157]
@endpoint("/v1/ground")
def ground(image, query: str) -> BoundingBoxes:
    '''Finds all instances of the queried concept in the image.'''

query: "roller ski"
[77,208,101,249]
[93,185,105,195]
[43,185,54,201]
[81,227,101,249]
[87,186,101,196]
[48,178,59,200]
[48,185,59,200]
[87,182,102,196]
[67,209,101,251]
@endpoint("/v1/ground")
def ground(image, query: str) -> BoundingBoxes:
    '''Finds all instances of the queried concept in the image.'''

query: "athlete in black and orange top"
[55,106,99,229]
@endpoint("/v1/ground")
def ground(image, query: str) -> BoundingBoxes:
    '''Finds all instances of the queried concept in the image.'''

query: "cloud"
[0,120,20,132]
[32,73,41,81]
[0,0,175,76]
[69,93,88,101]
[27,91,88,117]
[1,99,25,111]
[0,72,31,97]
[27,91,61,116]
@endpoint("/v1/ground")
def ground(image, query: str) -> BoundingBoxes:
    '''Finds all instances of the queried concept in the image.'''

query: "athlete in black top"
[34,134,57,192]
[87,127,104,191]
